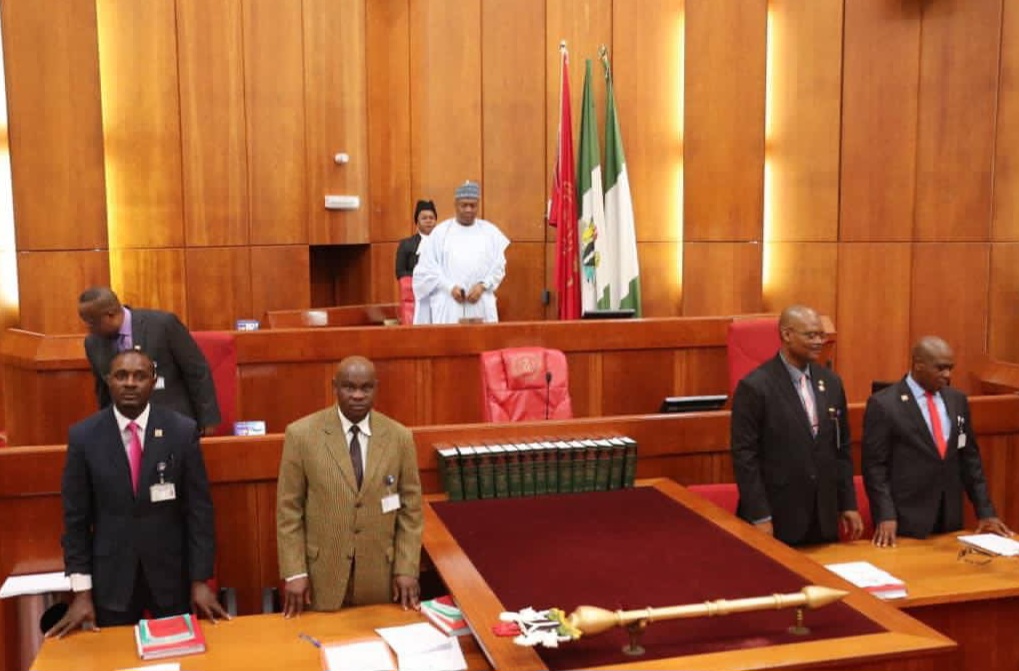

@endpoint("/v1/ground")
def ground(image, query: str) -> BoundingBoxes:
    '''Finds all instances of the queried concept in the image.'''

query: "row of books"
[436,436,638,501]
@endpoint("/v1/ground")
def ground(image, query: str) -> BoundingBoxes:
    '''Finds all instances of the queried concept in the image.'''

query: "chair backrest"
[398,276,415,325]
[479,347,573,422]
[192,331,237,437]
[686,483,739,514]
[727,317,781,397]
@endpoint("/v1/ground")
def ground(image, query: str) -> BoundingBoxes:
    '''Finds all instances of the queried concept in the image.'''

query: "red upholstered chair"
[192,331,237,437]
[479,347,572,422]
[726,317,781,397]
[686,483,739,515]
[843,474,874,542]
[398,276,416,325]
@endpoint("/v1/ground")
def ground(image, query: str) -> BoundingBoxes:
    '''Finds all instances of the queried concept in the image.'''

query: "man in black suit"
[731,305,863,546]
[862,336,1011,547]
[46,349,228,637]
[78,287,221,435]
[394,200,438,279]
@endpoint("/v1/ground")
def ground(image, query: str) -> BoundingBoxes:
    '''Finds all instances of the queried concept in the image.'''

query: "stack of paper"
[134,614,206,660]
[420,595,470,636]
[375,622,467,671]
[825,561,908,600]
[958,533,1019,557]
[322,639,395,671]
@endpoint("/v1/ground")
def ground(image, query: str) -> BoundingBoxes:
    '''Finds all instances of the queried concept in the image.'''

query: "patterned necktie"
[926,392,947,458]
[127,421,143,494]
[349,425,363,488]
[798,374,818,437]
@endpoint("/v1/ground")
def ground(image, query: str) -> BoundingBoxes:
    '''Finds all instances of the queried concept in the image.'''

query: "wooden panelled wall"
[3,0,1019,399]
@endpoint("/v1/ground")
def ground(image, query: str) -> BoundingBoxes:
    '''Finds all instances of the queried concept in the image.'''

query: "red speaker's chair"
[479,347,572,422]
[726,317,781,397]
[193,331,237,437]
[686,483,739,515]
[398,276,416,325]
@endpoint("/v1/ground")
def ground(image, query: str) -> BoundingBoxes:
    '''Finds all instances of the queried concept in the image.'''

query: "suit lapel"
[95,335,117,375]
[363,414,387,490]
[941,389,961,455]
[101,409,135,499]
[132,309,148,352]
[769,356,814,440]
[321,409,359,493]
[138,406,172,496]
[898,379,940,457]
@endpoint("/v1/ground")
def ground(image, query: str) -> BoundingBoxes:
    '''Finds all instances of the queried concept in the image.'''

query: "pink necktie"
[798,375,818,436]
[127,421,143,494]
[925,392,947,458]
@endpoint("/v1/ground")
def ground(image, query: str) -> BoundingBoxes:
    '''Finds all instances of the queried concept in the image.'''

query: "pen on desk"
[298,632,322,648]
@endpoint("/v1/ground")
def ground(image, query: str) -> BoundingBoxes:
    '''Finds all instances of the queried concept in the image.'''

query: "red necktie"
[925,392,947,458]
[127,421,143,494]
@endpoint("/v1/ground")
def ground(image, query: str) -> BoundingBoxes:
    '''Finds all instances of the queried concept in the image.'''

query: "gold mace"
[566,585,849,637]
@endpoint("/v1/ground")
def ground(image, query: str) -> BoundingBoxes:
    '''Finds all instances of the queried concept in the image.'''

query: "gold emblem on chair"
[508,355,540,382]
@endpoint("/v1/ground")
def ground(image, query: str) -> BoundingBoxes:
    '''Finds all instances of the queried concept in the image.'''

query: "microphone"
[545,371,553,420]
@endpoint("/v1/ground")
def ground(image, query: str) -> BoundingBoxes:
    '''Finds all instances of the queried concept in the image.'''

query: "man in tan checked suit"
[276,356,423,616]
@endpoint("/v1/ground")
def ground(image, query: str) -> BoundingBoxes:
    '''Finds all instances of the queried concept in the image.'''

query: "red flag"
[548,44,581,320]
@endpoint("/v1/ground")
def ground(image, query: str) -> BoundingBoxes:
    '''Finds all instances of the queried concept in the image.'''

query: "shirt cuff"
[69,573,92,592]
[285,573,308,582]
[752,516,772,524]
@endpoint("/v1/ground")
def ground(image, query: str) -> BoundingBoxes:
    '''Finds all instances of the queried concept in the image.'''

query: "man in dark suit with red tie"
[46,349,227,637]
[862,336,1011,547]
[731,305,863,546]
[77,287,221,436]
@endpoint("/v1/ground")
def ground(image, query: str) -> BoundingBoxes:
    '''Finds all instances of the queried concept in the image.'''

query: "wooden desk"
[30,605,489,671]
[263,304,401,328]
[423,479,955,671]
[802,534,1019,671]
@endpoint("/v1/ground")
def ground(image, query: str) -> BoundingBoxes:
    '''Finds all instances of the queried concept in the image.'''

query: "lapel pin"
[900,394,909,402]
[817,380,826,392]
[154,428,163,438]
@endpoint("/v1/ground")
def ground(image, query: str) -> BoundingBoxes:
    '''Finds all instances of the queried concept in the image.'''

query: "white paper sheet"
[958,533,1019,556]
[323,639,396,671]
[0,572,71,598]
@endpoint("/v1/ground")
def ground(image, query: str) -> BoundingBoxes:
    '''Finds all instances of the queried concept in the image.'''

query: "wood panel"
[250,246,311,320]
[366,0,412,243]
[429,357,481,425]
[612,0,684,244]
[304,0,370,245]
[96,0,184,249]
[15,251,110,334]
[498,242,546,323]
[681,242,762,316]
[836,243,912,402]
[410,0,482,219]
[176,0,249,247]
[910,243,990,394]
[1,0,107,251]
[210,483,262,614]
[545,0,613,195]
[988,243,1019,362]
[636,242,682,317]
[683,0,766,242]
[839,0,921,241]
[372,358,421,427]
[243,0,307,245]
[914,0,1001,242]
[600,350,675,416]
[674,347,729,397]
[238,362,334,433]
[185,247,253,331]
[765,0,842,242]
[763,242,838,318]
[370,242,401,305]
[993,0,1019,242]
[2,368,95,448]
[109,247,188,322]
[481,0,545,244]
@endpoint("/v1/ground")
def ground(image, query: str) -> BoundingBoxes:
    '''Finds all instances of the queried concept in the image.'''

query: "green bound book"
[621,436,638,487]
[517,443,536,496]
[489,445,510,498]
[569,440,588,492]
[530,441,548,495]
[503,444,523,497]
[475,446,496,498]
[581,439,599,492]
[594,438,614,491]
[556,441,574,492]
[607,437,627,490]
[541,441,559,494]
[437,447,464,501]
[457,446,480,500]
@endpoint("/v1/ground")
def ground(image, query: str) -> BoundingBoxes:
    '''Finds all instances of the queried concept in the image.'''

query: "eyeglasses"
[957,546,995,565]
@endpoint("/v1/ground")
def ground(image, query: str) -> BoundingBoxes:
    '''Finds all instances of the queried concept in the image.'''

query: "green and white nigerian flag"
[602,50,642,316]
[578,59,613,313]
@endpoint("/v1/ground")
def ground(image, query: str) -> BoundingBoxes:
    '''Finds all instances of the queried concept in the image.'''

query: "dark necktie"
[349,425,363,488]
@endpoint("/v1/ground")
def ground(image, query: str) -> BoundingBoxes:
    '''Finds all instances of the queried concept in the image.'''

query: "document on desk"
[825,561,907,599]
[375,623,467,671]
[0,571,71,598]
[322,639,396,671]
[958,533,1019,556]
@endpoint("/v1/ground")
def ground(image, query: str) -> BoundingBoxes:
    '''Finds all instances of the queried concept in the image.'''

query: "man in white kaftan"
[413,181,510,324]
